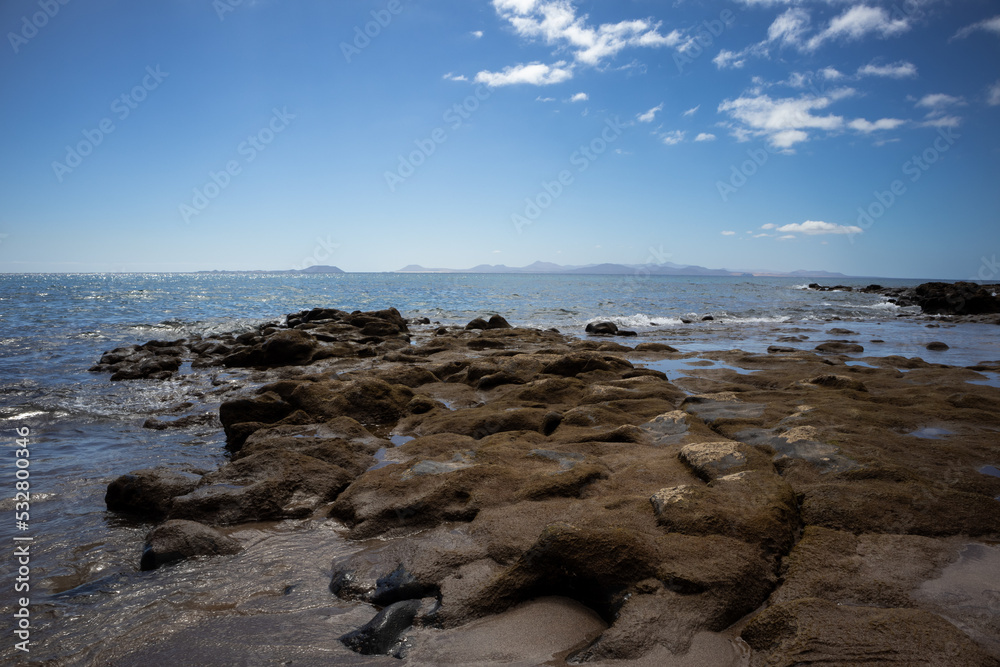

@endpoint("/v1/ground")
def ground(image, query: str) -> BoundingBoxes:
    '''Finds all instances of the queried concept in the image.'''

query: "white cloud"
[719,5,911,70]
[920,115,962,128]
[471,30,484,38]
[682,105,700,117]
[916,93,965,112]
[660,130,685,145]
[569,92,588,102]
[805,5,910,51]
[491,0,686,69]
[912,93,965,127]
[637,103,663,122]
[857,60,917,79]
[536,96,555,102]
[694,133,716,142]
[953,15,1000,40]
[443,72,468,82]
[778,234,797,240]
[849,117,905,133]
[988,81,1000,107]
[769,7,811,48]
[713,49,747,69]
[721,230,736,236]
[761,223,776,230]
[820,67,844,80]
[776,220,863,235]
[475,61,573,86]
[718,90,851,149]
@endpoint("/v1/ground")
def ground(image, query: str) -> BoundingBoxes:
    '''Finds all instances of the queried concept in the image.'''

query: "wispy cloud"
[490,0,686,71]
[713,5,912,70]
[988,81,1000,107]
[682,105,700,117]
[952,15,1000,40]
[804,5,910,51]
[471,30,484,38]
[694,132,716,142]
[916,93,966,113]
[718,88,854,149]
[913,93,965,127]
[637,103,663,123]
[443,72,468,82]
[475,61,573,86]
[848,117,905,133]
[857,60,917,79]
[774,220,863,235]
[660,130,685,145]
[569,92,588,102]
[721,230,736,236]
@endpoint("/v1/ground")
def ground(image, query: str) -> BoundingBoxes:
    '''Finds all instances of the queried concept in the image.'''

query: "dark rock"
[633,342,678,353]
[339,599,422,656]
[361,321,401,337]
[827,327,857,335]
[805,374,868,392]
[617,330,638,337]
[465,318,489,330]
[110,355,182,381]
[540,352,632,377]
[925,341,949,351]
[814,341,864,354]
[767,346,797,354]
[487,314,512,329]
[106,468,202,518]
[585,321,618,335]
[140,519,241,571]
[371,564,439,606]
[701,315,714,321]
[169,450,352,525]
[219,392,295,445]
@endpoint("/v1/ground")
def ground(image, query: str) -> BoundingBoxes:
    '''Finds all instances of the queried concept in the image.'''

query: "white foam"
[5,410,47,421]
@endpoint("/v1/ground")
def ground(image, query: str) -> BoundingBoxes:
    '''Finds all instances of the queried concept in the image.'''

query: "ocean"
[1,272,997,664]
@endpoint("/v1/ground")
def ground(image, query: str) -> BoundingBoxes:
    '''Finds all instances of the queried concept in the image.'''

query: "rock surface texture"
[97,307,1000,665]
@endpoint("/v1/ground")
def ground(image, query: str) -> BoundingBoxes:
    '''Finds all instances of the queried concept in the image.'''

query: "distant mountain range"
[193,262,847,278]
[196,265,346,275]
[395,261,847,278]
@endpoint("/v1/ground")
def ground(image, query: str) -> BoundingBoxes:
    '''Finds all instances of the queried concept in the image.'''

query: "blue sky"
[0,0,997,278]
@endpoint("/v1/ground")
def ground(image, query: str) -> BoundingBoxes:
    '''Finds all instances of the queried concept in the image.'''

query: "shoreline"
[84,303,1000,665]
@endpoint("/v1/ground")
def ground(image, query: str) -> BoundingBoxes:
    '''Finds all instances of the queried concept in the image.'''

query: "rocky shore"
[807,281,1000,323]
[95,305,1000,665]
